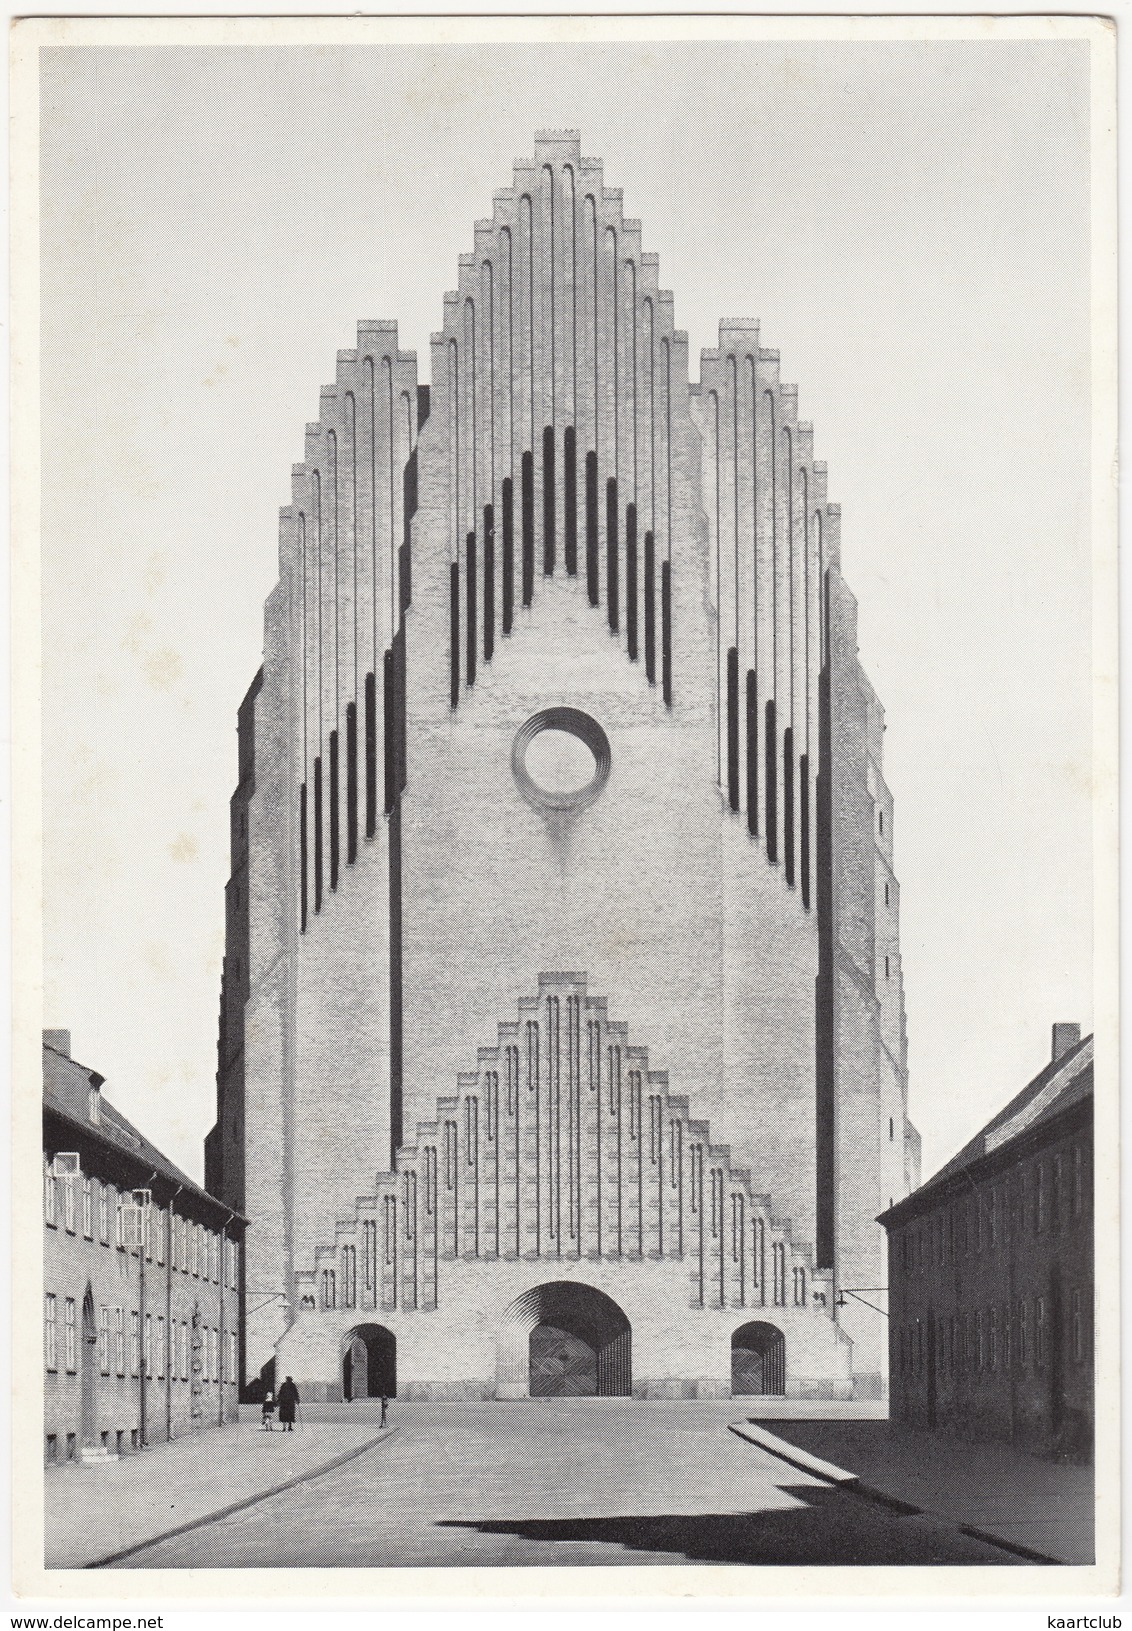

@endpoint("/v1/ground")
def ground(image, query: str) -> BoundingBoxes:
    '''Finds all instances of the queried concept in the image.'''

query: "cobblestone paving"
[121,1401,1025,1569]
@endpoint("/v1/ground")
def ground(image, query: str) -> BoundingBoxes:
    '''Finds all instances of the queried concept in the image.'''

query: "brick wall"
[888,1100,1093,1460]
[43,1172,239,1463]
[215,131,914,1402]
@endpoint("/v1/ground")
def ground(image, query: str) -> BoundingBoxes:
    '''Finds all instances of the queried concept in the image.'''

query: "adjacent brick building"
[44,1033,245,1464]
[206,132,918,1404]
[880,1027,1093,1461]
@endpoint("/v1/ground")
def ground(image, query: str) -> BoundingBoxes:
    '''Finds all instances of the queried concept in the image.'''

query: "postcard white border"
[10,11,1119,1606]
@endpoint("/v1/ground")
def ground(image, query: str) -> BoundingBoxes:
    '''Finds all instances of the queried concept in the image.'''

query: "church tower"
[205,132,917,1404]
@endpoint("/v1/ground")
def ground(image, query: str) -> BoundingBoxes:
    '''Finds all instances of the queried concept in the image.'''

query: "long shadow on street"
[436,1482,1031,1567]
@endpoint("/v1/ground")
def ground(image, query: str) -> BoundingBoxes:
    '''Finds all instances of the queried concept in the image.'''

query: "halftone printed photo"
[11,14,1118,1610]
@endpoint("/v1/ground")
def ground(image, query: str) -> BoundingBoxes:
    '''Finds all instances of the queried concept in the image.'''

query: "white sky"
[39,38,1094,1183]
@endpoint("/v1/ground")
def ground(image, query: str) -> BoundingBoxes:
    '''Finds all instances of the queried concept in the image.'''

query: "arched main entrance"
[342,1324,396,1401]
[731,1321,786,1396]
[81,1286,97,1454]
[498,1282,631,1398]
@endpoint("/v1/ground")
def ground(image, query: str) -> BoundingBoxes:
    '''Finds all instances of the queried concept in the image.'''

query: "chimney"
[1052,1022,1081,1063]
[43,1029,71,1057]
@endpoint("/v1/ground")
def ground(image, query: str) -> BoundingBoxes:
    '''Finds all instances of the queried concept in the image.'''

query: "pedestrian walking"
[261,1390,276,1431]
[380,1394,388,1428]
[277,1375,300,1432]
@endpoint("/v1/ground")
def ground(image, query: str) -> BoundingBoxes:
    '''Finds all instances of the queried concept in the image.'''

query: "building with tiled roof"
[43,1032,246,1465]
[879,1026,1093,1460]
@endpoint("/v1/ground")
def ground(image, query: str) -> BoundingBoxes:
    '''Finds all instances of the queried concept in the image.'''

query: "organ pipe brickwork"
[207,132,915,1405]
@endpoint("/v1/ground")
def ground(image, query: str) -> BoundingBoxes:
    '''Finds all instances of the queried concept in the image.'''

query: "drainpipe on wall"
[138,1169,157,1449]
[166,1185,181,1443]
[139,1235,146,1446]
[219,1210,234,1427]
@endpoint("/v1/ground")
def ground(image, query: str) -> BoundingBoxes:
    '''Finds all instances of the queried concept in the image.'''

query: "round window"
[512,708,611,813]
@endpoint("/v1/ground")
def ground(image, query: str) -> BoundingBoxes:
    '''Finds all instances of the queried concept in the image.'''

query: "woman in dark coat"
[277,1375,300,1431]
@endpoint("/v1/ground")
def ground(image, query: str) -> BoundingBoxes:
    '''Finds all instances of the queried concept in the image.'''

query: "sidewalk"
[46,1408,392,1568]
[738,1398,887,1421]
[744,1416,1093,1564]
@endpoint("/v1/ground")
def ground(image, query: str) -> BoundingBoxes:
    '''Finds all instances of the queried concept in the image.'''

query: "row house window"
[63,1175,75,1233]
[65,1297,77,1371]
[44,1167,56,1227]
[1073,1145,1085,1217]
[228,1331,238,1383]
[99,1183,109,1244]
[115,1307,125,1375]
[82,1177,92,1239]
[897,1321,927,1377]
[98,1307,110,1373]
[1072,1288,1088,1362]
[131,1310,141,1377]
[44,1294,57,1370]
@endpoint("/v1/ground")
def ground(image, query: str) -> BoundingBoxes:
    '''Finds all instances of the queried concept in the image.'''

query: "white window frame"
[44,1294,57,1370]
[64,1297,77,1372]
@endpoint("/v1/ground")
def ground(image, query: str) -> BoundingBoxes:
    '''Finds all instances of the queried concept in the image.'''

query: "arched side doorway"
[342,1324,396,1401]
[81,1286,97,1454]
[498,1282,631,1398]
[731,1321,786,1396]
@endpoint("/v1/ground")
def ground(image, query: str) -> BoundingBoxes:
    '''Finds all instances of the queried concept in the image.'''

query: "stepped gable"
[297,974,830,1319]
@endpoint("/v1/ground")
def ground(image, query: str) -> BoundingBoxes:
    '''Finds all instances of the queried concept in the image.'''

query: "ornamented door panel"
[529,1323,598,1397]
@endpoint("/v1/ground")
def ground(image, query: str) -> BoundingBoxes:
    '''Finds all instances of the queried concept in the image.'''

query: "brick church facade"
[205,132,918,1404]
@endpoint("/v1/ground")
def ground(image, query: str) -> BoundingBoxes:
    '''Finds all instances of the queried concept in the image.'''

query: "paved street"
[118,1402,1026,1568]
